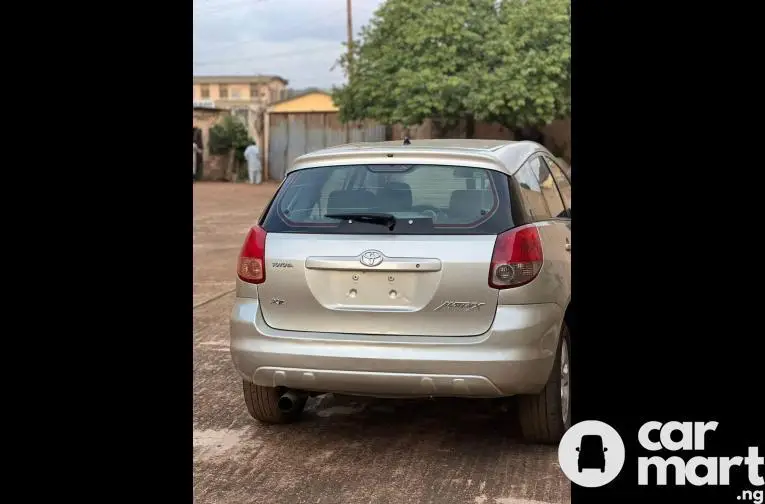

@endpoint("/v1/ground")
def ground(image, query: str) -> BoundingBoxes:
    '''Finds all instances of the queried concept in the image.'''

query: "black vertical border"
[572,1,764,502]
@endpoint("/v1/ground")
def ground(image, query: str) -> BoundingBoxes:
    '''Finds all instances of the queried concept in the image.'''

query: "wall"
[392,117,571,163]
[193,108,230,180]
[270,92,337,113]
[266,112,386,181]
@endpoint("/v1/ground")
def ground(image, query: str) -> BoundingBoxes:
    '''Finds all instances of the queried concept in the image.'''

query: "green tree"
[208,115,254,181]
[466,0,570,141]
[332,0,498,136]
[332,0,570,141]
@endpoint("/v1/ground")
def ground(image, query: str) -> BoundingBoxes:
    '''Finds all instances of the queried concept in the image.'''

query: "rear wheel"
[517,322,571,444]
[242,381,306,424]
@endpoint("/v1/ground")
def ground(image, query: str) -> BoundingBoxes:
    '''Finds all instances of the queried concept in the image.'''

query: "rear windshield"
[260,164,515,235]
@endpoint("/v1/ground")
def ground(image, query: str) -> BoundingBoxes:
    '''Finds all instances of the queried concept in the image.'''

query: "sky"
[193,0,384,90]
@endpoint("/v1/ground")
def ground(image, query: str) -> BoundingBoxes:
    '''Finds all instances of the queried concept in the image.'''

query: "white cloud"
[193,0,383,89]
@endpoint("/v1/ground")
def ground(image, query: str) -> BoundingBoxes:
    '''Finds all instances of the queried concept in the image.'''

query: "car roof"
[289,139,552,176]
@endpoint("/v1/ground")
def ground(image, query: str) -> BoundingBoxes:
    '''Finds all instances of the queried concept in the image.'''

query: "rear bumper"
[230,299,563,398]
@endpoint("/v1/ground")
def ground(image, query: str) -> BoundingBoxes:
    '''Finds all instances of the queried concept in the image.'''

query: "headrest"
[377,182,413,211]
[449,190,485,220]
[327,189,377,213]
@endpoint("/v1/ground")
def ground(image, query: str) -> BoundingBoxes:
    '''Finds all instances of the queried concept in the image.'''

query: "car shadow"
[260,393,558,456]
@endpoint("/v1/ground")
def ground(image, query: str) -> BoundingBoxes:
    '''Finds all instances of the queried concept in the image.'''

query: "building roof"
[193,75,288,85]
[268,91,337,113]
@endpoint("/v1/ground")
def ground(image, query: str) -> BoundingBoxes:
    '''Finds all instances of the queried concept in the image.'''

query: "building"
[193,106,231,180]
[193,75,288,156]
[192,75,288,109]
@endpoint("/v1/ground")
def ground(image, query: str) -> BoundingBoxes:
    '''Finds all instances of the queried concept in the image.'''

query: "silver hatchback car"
[230,139,571,443]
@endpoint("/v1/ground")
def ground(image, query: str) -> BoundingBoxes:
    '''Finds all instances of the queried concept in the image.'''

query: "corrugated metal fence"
[267,112,387,181]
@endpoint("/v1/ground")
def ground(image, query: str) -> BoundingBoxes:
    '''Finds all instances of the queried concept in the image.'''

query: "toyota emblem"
[360,250,384,267]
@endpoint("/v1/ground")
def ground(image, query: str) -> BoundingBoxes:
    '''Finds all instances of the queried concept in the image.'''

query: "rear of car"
[230,142,571,443]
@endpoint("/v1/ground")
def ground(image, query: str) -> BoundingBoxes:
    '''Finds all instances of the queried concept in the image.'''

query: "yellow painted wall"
[270,92,338,113]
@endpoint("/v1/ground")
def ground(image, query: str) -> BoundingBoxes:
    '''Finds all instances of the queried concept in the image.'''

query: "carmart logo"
[559,420,764,492]
[637,421,763,487]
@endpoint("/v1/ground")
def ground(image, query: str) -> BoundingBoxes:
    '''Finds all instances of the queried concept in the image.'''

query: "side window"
[544,157,571,216]
[533,157,566,219]
[514,159,551,221]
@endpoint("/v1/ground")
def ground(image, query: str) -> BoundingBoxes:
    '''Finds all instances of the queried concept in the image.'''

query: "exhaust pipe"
[277,390,305,413]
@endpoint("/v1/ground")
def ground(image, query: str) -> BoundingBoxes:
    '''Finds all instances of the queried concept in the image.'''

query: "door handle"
[565,240,571,252]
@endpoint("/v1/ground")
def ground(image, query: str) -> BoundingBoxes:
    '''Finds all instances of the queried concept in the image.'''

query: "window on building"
[200,84,210,98]
[250,84,259,100]
[219,84,228,99]
[270,88,278,103]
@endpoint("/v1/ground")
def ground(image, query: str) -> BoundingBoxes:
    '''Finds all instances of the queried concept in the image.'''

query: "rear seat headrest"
[449,190,485,220]
[377,182,413,210]
[327,189,377,212]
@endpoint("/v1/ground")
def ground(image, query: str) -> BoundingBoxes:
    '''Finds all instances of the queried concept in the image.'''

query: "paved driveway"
[193,182,570,504]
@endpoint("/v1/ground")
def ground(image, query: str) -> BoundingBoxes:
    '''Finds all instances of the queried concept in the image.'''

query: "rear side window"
[261,164,516,235]
[544,157,571,215]
[534,157,567,218]
[513,158,552,221]
[512,156,569,221]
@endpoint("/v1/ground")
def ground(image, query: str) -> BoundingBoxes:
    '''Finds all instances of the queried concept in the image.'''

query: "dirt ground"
[193,182,570,504]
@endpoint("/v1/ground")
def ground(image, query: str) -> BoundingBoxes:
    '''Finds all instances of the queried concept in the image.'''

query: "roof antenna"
[403,136,411,145]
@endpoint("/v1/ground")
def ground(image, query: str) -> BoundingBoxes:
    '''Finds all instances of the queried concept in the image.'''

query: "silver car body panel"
[231,297,563,398]
[231,139,571,397]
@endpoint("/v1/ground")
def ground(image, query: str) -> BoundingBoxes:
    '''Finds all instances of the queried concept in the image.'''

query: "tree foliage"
[208,115,253,163]
[466,0,570,132]
[332,0,570,137]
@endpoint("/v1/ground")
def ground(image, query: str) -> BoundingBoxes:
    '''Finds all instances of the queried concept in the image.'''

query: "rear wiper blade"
[325,212,397,231]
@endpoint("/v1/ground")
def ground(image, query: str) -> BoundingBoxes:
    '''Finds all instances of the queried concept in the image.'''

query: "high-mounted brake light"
[489,225,543,289]
[237,226,267,284]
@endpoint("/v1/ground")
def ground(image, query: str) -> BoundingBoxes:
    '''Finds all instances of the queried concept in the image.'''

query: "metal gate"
[267,112,387,181]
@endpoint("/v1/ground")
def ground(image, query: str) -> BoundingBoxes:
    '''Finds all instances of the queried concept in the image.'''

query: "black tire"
[517,322,571,444]
[242,381,305,424]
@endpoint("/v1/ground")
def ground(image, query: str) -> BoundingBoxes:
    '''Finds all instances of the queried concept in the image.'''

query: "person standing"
[193,141,202,180]
[243,142,262,184]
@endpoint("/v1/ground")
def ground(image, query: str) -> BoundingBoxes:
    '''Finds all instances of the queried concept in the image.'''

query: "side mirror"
[575,447,580,452]
[603,447,608,452]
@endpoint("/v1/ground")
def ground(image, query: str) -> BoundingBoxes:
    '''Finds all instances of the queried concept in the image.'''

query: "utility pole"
[346,0,353,73]
[345,0,353,143]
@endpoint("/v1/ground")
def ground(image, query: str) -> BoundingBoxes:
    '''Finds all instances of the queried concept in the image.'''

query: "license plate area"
[324,270,416,310]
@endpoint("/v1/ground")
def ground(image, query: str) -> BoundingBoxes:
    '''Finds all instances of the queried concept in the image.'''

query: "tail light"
[237,226,267,284]
[489,225,543,289]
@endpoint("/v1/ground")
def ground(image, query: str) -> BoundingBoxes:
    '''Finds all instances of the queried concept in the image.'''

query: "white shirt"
[244,145,260,166]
